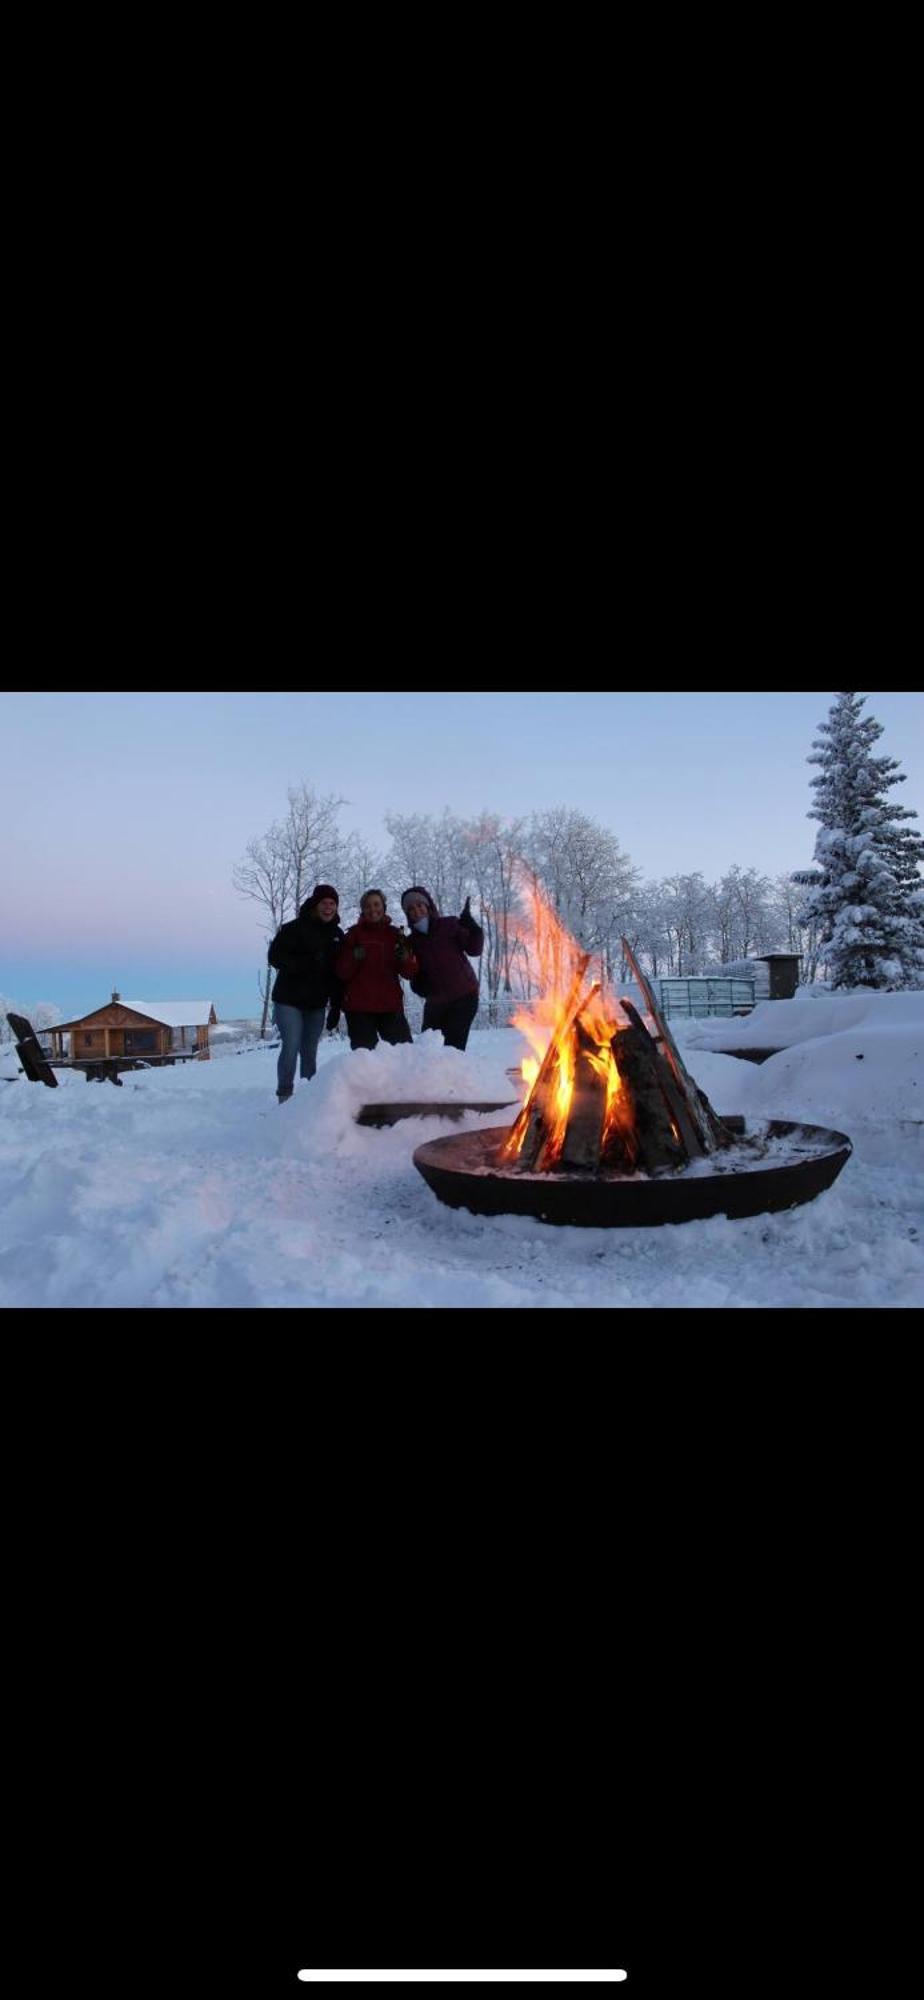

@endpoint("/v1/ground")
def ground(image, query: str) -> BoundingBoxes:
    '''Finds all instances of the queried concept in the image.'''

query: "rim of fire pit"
[357,1100,518,1128]
[413,1118,852,1227]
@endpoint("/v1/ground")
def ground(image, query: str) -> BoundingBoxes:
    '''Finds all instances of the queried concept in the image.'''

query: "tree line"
[235,694,924,1028]
[234,789,827,1033]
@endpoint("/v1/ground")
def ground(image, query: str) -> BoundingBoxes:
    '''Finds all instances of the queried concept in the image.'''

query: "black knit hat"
[308,883,339,907]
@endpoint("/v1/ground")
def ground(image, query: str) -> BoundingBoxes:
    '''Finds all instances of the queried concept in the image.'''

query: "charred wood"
[620,937,729,1152]
[608,1021,687,1173]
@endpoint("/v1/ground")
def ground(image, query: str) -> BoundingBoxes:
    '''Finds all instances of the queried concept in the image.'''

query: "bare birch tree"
[281,784,346,912]
[234,786,345,1038]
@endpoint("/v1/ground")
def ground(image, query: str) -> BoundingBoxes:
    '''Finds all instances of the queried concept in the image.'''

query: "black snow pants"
[346,1010,413,1051]
[421,992,479,1051]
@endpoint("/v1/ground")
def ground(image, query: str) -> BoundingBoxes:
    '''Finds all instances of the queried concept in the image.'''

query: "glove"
[352,945,366,961]
[325,1007,341,1033]
[395,938,411,964]
[461,896,472,920]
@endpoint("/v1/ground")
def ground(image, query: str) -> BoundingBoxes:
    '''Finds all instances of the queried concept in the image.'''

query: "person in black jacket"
[267,884,344,1102]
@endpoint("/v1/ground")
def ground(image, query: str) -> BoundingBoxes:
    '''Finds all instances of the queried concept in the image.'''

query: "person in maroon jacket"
[335,889,418,1051]
[399,885,484,1050]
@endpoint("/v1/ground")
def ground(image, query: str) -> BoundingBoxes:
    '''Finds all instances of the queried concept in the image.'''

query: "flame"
[535,1023,576,1169]
[586,1040,623,1147]
[503,872,640,1169]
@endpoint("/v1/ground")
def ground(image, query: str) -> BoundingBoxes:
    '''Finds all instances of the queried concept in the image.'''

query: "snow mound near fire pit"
[741,1021,924,1167]
[278,1035,518,1162]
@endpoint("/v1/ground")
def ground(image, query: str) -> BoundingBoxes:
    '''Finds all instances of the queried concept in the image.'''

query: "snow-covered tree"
[32,1003,62,1031]
[710,866,784,964]
[522,808,639,986]
[383,810,472,919]
[233,823,295,1037]
[631,883,673,979]
[279,784,345,914]
[658,873,713,975]
[1,998,63,1040]
[793,691,924,989]
[329,830,389,922]
[463,812,527,1019]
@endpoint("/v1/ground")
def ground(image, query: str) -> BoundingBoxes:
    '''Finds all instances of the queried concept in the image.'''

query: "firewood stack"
[505,939,733,1177]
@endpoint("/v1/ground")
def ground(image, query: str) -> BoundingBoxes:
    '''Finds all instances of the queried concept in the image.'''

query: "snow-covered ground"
[1,998,921,1309]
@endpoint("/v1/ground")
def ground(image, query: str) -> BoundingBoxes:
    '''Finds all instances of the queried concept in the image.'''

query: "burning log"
[505,927,736,1183]
[606,1014,686,1174]
[619,1001,703,1161]
[505,955,592,1168]
[620,937,734,1153]
[557,1020,610,1171]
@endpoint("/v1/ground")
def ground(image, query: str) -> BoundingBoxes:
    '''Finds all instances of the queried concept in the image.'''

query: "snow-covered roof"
[121,1001,215,1028]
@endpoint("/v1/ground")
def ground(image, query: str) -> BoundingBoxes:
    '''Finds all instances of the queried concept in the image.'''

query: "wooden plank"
[357,1100,517,1128]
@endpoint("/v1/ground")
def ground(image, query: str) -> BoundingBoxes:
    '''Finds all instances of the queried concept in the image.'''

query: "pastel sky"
[3,690,921,1021]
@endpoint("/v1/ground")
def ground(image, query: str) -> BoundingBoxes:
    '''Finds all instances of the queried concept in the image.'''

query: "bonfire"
[503,882,731,1177]
[412,876,852,1228]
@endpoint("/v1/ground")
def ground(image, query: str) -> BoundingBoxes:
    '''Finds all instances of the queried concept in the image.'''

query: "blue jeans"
[273,1003,326,1093]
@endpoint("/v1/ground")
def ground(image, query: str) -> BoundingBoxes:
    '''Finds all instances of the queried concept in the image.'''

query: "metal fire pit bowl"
[357,1101,518,1128]
[412,1117,852,1227]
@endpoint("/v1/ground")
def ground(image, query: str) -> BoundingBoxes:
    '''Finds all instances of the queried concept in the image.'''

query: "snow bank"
[676,994,924,1166]
[681,988,923,1052]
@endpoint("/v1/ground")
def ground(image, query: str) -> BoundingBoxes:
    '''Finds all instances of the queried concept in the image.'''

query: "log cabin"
[47,992,217,1065]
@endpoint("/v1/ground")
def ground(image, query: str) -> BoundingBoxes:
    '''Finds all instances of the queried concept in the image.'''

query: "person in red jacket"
[335,889,418,1050]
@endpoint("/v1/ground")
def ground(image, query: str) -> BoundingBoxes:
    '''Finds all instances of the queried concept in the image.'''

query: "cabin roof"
[122,1001,217,1027]
[53,1000,217,1031]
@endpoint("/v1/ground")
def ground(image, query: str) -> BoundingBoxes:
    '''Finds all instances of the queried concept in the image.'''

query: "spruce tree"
[793,691,924,989]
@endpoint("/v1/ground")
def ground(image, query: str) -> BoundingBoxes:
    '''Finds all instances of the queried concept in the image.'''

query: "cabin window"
[124,1031,157,1053]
